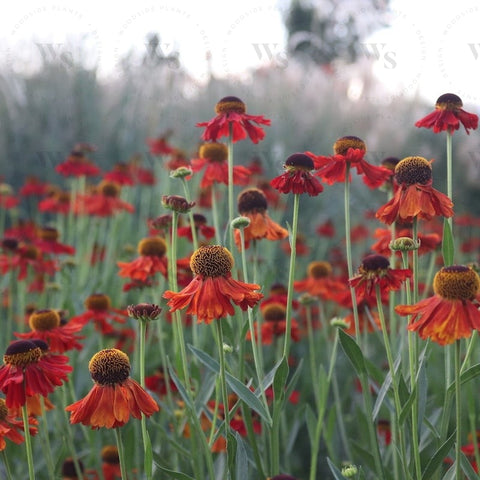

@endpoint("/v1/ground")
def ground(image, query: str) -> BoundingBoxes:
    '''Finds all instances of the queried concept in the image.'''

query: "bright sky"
[1,0,479,105]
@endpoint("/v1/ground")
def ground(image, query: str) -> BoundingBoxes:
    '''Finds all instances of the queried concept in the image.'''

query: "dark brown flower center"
[99,181,121,198]
[89,348,130,385]
[215,96,246,114]
[199,143,228,162]
[333,136,366,155]
[381,157,400,172]
[285,153,314,171]
[2,237,19,251]
[262,303,286,322]
[361,254,390,272]
[3,340,42,367]
[436,93,463,110]
[138,237,167,257]
[61,457,84,477]
[433,265,480,300]
[394,156,432,185]
[101,445,120,464]
[308,261,332,279]
[85,293,111,311]
[29,309,61,331]
[21,245,40,260]
[190,245,233,277]
[237,188,268,213]
[0,399,7,421]
[38,227,59,242]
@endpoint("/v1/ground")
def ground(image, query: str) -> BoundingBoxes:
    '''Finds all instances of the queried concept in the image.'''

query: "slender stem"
[375,285,411,480]
[344,164,360,342]
[180,178,199,251]
[39,397,56,480]
[1,450,13,480]
[215,320,231,479]
[138,319,152,480]
[114,427,129,480]
[210,183,222,245]
[454,339,462,480]
[227,123,234,251]
[446,132,453,231]
[282,193,300,359]
[21,402,35,480]
[309,328,339,480]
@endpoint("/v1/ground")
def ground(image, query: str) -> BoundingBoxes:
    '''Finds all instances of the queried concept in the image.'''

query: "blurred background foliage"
[0,0,479,215]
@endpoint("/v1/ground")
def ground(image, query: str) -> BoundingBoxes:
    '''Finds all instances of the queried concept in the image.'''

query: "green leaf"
[235,432,249,480]
[188,345,272,425]
[421,431,455,480]
[442,218,455,266]
[144,429,153,479]
[273,356,289,402]
[373,369,393,420]
[154,464,195,480]
[448,363,480,394]
[339,329,366,376]
[227,432,237,477]
[326,457,347,480]
[167,359,195,411]
[305,405,317,446]
[460,450,479,480]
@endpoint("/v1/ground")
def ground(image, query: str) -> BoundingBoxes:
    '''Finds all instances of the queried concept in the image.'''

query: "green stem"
[375,285,411,480]
[454,339,462,480]
[282,193,300,359]
[180,178,199,251]
[39,397,56,480]
[227,124,234,251]
[215,320,231,479]
[344,164,361,343]
[22,402,35,480]
[309,328,339,480]
[114,427,129,480]
[1,450,13,480]
[446,132,453,231]
[210,183,222,245]
[138,319,152,480]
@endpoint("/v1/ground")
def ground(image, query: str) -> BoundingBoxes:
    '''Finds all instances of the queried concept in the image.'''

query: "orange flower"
[197,96,271,144]
[415,93,478,135]
[396,265,480,345]
[100,445,122,480]
[66,349,159,429]
[15,309,86,353]
[294,261,344,300]
[163,245,263,324]
[376,156,453,225]
[117,237,168,282]
[307,136,391,188]
[0,397,38,451]
[191,142,251,188]
[0,340,72,408]
[234,188,288,250]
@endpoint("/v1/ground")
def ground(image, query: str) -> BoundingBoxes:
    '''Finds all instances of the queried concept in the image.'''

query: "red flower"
[55,148,100,177]
[33,226,75,255]
[0,340,72,408]
[316,219,336,238]
[66,349,159,429]
[15,309,86,354]
[0,397,38,451]
[349,254,411,304]
[163,245,263,324]
[376,156,454,225]
[145,368,177,397]
[117,237,168,282]
[76,181,134,217]
[270,153,323,196]
[294,261,345,300]
[103,163,135,186]
[307,136,391,188]
[101,445,122,480]
[197,96,271,144]
[233,188,288,250]
[19,176,50,197]
[70,293,127,335]
[177,213,215,243]
[191,142,251,188]
[38,190,72,215]
[146,132,175,155]
[396,265,480,345]
[415,93,478,135]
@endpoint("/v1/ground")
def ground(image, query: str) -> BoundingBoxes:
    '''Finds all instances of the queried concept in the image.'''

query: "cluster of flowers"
[1,92,480,478]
